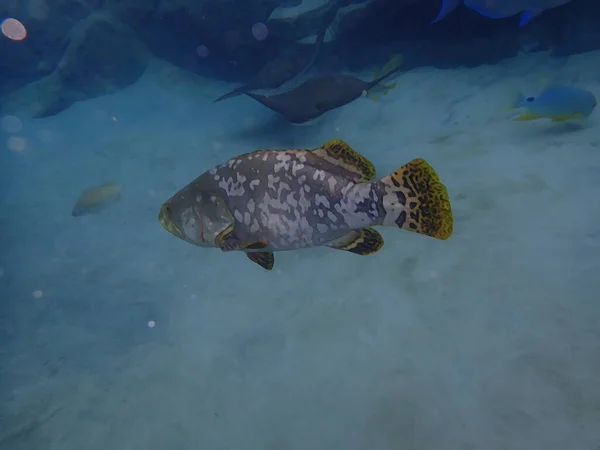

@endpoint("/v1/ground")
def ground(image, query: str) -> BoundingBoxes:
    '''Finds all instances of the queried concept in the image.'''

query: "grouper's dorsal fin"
[313,139,376,182]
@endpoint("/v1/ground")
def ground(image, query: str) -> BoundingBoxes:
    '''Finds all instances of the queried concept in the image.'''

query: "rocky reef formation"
[3,11,148,118]
[1,0,599,117]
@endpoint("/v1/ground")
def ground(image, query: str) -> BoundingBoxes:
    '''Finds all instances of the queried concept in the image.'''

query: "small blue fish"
[432,0,573,26]
[512,86,597,122]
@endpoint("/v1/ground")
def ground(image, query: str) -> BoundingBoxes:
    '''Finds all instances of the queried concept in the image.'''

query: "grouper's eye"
[526,96,535,102]
[159,203,184,239]
[159,204,172,221]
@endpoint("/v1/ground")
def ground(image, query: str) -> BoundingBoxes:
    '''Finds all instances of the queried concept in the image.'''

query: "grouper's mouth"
[158,203,184,240]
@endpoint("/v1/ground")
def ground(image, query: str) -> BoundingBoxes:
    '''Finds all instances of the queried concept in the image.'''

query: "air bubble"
[196,45,209,58]
[1,115,22,133]
[252,22,268,41]
[1,18,27,41]
[7,136,26,152]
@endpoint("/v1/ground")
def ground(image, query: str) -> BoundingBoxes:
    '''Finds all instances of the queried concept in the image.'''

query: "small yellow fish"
[366,54,403,102]
[72,183,122,217]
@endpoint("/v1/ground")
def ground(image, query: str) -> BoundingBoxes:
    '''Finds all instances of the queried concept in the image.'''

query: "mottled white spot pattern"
[182,208,199,241]
[277,181,291,199]
[327,177,338,192]
[234,209,244,222]
[286,192,298,208]
[218,175,246,197]
[316,223,329,233]
[315,194,330,208]
[336,184,373,228]
[292,162,305,176]
[267,174,280,190]
[274,153,292,173]
[313,170,326,181]
[298,186,311,213]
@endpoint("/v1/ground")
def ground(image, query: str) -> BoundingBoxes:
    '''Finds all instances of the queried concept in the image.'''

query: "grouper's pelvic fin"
[379,158,453,240]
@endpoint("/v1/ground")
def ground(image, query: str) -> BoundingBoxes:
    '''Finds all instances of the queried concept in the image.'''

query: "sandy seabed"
[1,50,599,450]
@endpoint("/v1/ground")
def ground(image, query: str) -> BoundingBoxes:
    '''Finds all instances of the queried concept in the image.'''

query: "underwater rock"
[0,0,96,98]
[111,0,273,82]
[2,12,149,118]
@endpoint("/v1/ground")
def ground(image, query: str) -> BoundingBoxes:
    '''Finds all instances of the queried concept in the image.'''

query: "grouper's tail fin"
[379,158,453,240]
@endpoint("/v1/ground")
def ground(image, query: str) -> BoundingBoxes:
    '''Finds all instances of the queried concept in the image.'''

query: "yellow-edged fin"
[380,158,453,240]
[551,113,585,122]
[366,82,397,102]
[314,139,376,182]
[514,112,539,121]
[366,55,402,102]
[216,227,268,252]
[247,252,275,270]
[380,54,403,75]
[326,227,384,255]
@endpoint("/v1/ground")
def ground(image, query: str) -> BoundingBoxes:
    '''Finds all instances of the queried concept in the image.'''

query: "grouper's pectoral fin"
[220,239,268,252]
[326,227,384,255]
[313,139,376,182]
[247,252,275,270]
[215,227,268,252]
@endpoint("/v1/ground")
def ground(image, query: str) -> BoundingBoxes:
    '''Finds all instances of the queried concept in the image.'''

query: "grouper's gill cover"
[158,139,453,270]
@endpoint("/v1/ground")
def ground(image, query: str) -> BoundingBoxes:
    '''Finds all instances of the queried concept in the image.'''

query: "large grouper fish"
[158,139,453,270]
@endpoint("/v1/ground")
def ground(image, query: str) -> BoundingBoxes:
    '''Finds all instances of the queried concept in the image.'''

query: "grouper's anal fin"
[247,252,275,270]
[326,227,384,255]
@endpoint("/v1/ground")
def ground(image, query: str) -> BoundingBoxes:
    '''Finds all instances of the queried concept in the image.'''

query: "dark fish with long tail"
[244,55,404,124]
